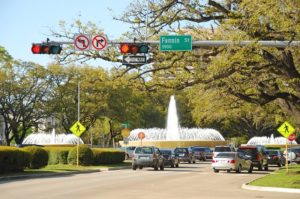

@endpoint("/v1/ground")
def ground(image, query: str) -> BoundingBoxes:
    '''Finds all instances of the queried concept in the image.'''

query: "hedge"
[0,146,30,173]
[44,147,71,165]
[68,145,93,166]
[22,146,48,169]
[92,148,125,164]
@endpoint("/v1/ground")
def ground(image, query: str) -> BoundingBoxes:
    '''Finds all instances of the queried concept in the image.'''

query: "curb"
[242,183,300,194]
[0,166,131,181]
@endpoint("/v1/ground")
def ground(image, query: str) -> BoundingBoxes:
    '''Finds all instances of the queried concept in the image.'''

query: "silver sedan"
[211,152,253,173]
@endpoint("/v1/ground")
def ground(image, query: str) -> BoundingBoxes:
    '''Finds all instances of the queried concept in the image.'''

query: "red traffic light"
[31,44,62,54]
[119,43,149,54]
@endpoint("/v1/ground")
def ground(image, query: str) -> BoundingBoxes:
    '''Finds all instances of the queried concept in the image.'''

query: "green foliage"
[67,145,93,166]
[44,147,71,165]
[92,148,125,165]
[23,146,48,169]
[0,146,30,173]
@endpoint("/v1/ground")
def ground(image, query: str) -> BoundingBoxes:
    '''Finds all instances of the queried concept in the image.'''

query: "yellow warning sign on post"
[70,121,86,137]
[277,121,295,138]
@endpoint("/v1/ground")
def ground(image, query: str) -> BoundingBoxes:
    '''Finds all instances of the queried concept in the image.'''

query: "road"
[0,162,298,199]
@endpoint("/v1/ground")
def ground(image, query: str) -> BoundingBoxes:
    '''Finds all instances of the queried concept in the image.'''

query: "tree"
[0,48,51,145]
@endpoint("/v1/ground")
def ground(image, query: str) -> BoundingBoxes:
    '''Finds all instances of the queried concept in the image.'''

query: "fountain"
[120,95,227,148]
[22,133,83,145]
[247,134,297,146]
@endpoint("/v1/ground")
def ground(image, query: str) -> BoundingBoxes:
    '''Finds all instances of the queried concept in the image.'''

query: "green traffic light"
[49,45,62,54]
[139,44,149,53]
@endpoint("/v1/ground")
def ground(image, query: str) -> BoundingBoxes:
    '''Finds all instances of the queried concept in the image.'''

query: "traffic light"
[119,43,149,54]
[31,43,62,54]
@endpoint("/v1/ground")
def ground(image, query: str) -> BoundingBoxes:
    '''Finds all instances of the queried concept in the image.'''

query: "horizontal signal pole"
[39,40,300,48]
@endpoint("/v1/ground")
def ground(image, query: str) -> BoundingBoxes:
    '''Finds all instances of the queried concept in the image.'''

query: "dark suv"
[237,145,268,171]
[174,147,196,164]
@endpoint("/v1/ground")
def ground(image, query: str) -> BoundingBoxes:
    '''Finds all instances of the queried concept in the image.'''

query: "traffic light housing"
[31,43,62,54]
[119,43,149,54]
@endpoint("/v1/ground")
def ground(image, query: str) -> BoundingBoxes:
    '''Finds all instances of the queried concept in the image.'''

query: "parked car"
[213,146,235,158]
[266,149,285,167]
[211,152,253,173]
[132,146,165,170]
[191,147,212,161]
[237,145,268,171]
[284,147,300,164]
[119,146,136,159]
[161,149,179,168]
[174,147,196,163]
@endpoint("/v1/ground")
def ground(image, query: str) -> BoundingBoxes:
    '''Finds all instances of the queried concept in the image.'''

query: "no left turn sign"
[91,35,107,51]
[74,34,90,51]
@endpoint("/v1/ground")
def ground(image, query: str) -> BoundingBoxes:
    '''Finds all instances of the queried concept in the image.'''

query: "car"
[237,145,268,171]
[132,146,165,171]
[191,147,212,161]
[266,149,285,167]
[211,152,253,173]
[160,149,179,168]
[284,147,300,164]
[174,147,196,164]
[213,145,235,158]
[119,146,136,159]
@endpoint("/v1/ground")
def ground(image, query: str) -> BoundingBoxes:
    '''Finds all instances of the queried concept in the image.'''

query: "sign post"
[277,121,295,173]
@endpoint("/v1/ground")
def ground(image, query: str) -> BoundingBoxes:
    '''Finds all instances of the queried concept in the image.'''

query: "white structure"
[247,134,297,145]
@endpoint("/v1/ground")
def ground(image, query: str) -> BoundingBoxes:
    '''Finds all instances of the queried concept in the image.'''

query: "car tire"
[236,165,242,173]
[227,170,230,173]
[192,160,196,164]
[188,160,191,164]
[160,164,164,171]
[248,164,253,173]
[258,163,263,171]
[171,163,174,168]
[176,163,179,168]
[154,164,159,171]
[139,166,143,169]
[278,162,282,167]
[264,164,268,171]
[213,169,219,173]
[132,165,137,170]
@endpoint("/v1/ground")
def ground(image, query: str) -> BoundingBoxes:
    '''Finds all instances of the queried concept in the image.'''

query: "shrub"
[67,145,93,166]
[93,148,125,164]
[0,146,30,173]
[23,146,48,169]
[45,147,70,165]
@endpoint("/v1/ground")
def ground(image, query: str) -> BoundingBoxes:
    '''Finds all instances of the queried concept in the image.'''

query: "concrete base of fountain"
[119,140,228,148]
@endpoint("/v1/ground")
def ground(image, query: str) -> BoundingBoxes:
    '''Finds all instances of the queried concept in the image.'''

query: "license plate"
[179,154,185,157]
[139,156,149,160]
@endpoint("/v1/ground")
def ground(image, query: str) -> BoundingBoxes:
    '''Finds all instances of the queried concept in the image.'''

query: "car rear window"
[266,150,278,155]
[216,153,235,158]
[237,148,257,157]
[175,148,188,153]
[135,147,153,154]
[161,150,172,155]
[192,148,205,152]
[215,147,232,152]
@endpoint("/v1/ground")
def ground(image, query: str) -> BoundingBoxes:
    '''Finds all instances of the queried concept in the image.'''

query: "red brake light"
[229,159,235,164]
[211,159,217,163]
[257,154,261,161]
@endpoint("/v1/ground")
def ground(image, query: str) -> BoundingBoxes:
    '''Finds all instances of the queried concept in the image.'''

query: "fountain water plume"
[22,133,83,145]
[247,134,297,145]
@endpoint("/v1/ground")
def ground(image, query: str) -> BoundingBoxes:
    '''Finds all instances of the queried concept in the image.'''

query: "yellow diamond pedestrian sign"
[277,121,295,138]
[70,121,86,137]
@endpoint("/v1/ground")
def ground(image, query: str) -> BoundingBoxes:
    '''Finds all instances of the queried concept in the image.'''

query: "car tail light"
[228,159,235,164]
[257,154,261,161]
[273,156,278,160]
[211,159,217,163]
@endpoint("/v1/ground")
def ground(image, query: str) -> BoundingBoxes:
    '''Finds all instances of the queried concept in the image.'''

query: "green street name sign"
[160,35,192,51]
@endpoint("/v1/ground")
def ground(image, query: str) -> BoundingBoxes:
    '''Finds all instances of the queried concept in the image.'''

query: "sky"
[0,0,133,67]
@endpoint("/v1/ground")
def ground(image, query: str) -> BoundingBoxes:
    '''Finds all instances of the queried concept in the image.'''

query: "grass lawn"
[250,165,300,189]
[0,162,131,178]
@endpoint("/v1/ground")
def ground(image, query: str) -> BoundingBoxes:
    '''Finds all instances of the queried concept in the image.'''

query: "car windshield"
[215,147,232,152]
[216,153,235,158]
[135,147,153,154]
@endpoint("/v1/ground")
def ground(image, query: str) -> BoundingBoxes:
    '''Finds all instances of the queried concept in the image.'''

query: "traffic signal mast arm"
[32,39,300,54]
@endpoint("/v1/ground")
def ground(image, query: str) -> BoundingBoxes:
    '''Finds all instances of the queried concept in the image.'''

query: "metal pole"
[77,79,80,167]
[145,0,149,41]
